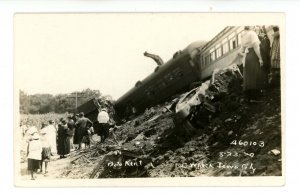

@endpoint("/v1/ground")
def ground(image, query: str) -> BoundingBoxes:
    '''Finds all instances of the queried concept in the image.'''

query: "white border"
[1,0,299,194]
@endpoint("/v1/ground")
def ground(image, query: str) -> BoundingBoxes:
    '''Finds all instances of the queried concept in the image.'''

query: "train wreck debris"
[84,63,281,178]
[175,64,243,130]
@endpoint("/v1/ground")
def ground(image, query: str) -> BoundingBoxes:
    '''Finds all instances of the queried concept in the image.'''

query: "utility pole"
[67,92,86,108]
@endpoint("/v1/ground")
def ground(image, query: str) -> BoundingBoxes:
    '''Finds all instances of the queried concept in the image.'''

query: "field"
[20,113,68,131]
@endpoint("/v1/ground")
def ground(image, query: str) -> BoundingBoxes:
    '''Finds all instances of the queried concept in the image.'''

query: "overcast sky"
[16,13,281,100]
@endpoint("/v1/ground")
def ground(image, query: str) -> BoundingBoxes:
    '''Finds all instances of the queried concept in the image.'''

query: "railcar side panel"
[201,48,241,79]
[114,51,200,118]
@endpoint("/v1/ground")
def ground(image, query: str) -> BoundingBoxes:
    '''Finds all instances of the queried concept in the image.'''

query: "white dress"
[43,125,57,154]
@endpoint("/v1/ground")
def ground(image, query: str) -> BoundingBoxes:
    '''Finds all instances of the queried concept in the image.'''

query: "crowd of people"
[22,108,111,180]
[239,25,281,101]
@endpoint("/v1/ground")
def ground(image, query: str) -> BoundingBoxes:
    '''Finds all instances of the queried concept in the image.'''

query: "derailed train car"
[114,26,249,118]
[114,40,208,118]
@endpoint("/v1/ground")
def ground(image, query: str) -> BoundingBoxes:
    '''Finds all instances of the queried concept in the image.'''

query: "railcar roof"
[200,26,235,51]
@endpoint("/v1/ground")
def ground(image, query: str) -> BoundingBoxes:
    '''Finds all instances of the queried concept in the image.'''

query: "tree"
[19,90,30,114]
[19,88,107,114]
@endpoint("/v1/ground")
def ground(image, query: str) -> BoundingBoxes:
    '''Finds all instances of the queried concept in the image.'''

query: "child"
[27,132,42,180]
[40,129,51,174]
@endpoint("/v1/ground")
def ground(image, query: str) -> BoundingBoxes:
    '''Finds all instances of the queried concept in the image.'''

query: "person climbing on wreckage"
[96,107,111,143]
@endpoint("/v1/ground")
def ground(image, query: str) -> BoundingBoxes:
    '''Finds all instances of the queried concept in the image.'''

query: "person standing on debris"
[27,132,42,180]
[75,112,93,150]
[39,128,51,174]
[57,119,70,158]
[255,26,271,89]
[269,26,280,87]
[240,26,265,101]
[97,108,110,143]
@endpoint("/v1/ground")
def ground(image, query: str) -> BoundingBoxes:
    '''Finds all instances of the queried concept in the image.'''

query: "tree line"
[19,89,112,114]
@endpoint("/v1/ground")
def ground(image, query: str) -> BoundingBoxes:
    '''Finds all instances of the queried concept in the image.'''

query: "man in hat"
[97,108,110,143]
[75,112,93,150]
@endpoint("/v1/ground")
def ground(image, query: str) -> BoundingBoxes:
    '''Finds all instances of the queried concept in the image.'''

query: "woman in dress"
[57,119,70,158]
[27,132,42,180]
[270,26,280,86]
[241,26,265,101]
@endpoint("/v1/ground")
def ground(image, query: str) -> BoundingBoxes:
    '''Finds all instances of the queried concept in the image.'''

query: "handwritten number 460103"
[230,140,265,147]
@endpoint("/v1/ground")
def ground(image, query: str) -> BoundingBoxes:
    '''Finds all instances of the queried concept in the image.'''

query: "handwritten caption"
[105,139,265,175]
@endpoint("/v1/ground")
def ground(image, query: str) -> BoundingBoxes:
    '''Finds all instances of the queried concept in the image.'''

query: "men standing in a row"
[75,112,93,150]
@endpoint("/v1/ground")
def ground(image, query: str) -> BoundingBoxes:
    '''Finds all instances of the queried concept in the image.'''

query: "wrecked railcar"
[114,26,251,119]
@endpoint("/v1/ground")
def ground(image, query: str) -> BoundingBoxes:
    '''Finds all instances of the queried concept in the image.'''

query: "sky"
[17,13,287,100]
[14,13,228,100]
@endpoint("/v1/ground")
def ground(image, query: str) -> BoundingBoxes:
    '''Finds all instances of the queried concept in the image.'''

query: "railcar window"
[229,37,237,50]
[222,39,229,54]
[173,68,184,77]
[164,73,174,82]
[216,44,222,59]
[210,48,216,62]
[210,51,215,62]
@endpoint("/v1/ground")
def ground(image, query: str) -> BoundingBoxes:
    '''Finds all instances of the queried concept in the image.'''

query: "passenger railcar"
[114,26,273,119]
[198,26,244,79]
[114,41,206,118]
